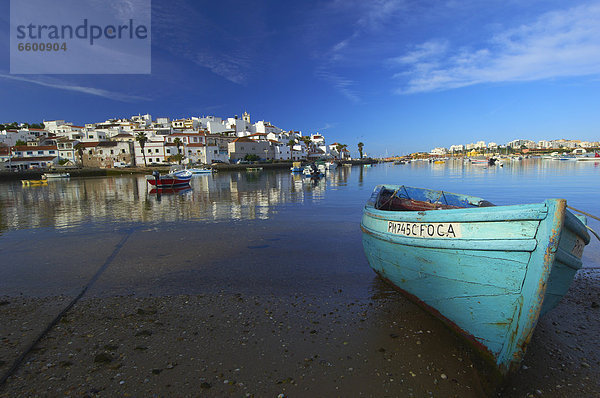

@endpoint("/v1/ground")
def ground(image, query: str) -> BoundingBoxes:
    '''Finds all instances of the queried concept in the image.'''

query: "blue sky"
[1,0,600,156]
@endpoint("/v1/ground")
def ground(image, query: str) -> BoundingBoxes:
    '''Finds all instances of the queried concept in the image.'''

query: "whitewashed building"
[0,129,47,146]
[430,147,448,156]
[56,138,78,164]
[134,135,167,166]
[270,140,291,160]
[228,136,272,161]
[10,144,58,169]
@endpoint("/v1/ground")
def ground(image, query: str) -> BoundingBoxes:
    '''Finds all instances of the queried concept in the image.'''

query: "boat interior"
[375,186,495,211]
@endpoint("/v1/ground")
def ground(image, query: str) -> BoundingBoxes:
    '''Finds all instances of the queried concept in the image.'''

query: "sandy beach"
[1,268,598,397]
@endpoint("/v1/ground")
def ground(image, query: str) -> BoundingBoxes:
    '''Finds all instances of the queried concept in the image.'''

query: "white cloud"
[152,0,259,85]
[390,40,449,65]
[193,52,251,85]
[312,0,408,101]
[315,69,360,103]
[0,74,148,102]
[356,0,408,29]
[394,2,600,94]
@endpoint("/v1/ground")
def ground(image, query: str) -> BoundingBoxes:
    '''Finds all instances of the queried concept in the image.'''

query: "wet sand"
[1,208,599,396]
[0,290,485,397]
[1,269,599,397]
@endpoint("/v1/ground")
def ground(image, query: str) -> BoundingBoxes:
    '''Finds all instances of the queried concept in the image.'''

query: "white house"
[134,135,166,166]
[82,129,107,142]
[131,114,152,127]
[538,140,551,149]
[270,140,291,160]
[10,144,58,169]
[56,138,78,164]
[43,120,68,133]
[0,129,41,146]
[228,136,272,161]
[507,139,536,149]
[430,147,448,156]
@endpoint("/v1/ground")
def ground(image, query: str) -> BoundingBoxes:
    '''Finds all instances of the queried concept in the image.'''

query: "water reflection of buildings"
[0,168,354,231]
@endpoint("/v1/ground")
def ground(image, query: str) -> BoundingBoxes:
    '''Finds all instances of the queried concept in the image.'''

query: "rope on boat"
[567,205,600,222]
[378,188,399,209]
[400,185,410,199]
[441,191,449,205]
[566,206,600,242]
[586,226,600,242]
[0,229,134,389]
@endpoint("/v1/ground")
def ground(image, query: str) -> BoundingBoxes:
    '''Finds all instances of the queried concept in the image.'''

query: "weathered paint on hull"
[361,185,590,375]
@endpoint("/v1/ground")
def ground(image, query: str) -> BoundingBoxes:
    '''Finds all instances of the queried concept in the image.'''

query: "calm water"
[1,159,599,297]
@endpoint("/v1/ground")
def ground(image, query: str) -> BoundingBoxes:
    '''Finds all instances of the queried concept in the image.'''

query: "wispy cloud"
[315,69,360,103]
[193,52,251,85]
[152,0,263,85]
[0,74,148,102]
[316,122,336,131]
[392,3,600,94]
[312,0,408,101]
[354,0,408,30]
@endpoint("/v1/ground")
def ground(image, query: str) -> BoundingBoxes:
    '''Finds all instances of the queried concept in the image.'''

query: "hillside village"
[0,112,351,170]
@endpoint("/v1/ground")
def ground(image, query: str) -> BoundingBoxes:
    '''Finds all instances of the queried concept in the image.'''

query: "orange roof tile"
[232,137,254,143]
[14,145,58,151]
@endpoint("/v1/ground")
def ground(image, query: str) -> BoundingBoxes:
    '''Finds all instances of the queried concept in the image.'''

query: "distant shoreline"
[0,159,378,181]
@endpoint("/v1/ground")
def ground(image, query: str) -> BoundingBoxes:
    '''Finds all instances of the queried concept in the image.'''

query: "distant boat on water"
[361,185,590,375]
[325,161,338,170]
[290,162,303,172]
[147,169,192,188]
[187,167,213,174]
[576,152,600,161]
[43,172,70,179]
[21,179,48,186]
[469,158,488,164]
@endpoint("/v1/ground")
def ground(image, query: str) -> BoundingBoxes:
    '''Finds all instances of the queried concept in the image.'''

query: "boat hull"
[361,185,590,375]
[188,168,212,174]
[146,170,192,188]
[43,173,70,179]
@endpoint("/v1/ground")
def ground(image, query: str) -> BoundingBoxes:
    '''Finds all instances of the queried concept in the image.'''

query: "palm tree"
[300,136,311,151]
[358,142,364,159]
[287,139,296,161]
[300,136,313,159]
[74,142,85,167]
[136,132,148,167]
[335,143,348,159]
[173,137,183,164]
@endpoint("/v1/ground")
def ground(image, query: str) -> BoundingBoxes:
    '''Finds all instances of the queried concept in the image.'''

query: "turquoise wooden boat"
[361,185,590,375]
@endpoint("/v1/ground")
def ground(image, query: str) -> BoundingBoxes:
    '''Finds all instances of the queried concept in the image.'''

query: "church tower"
[242,111,250,123]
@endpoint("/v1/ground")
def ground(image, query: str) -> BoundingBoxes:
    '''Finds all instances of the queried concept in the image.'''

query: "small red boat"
[146,170,192,188]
